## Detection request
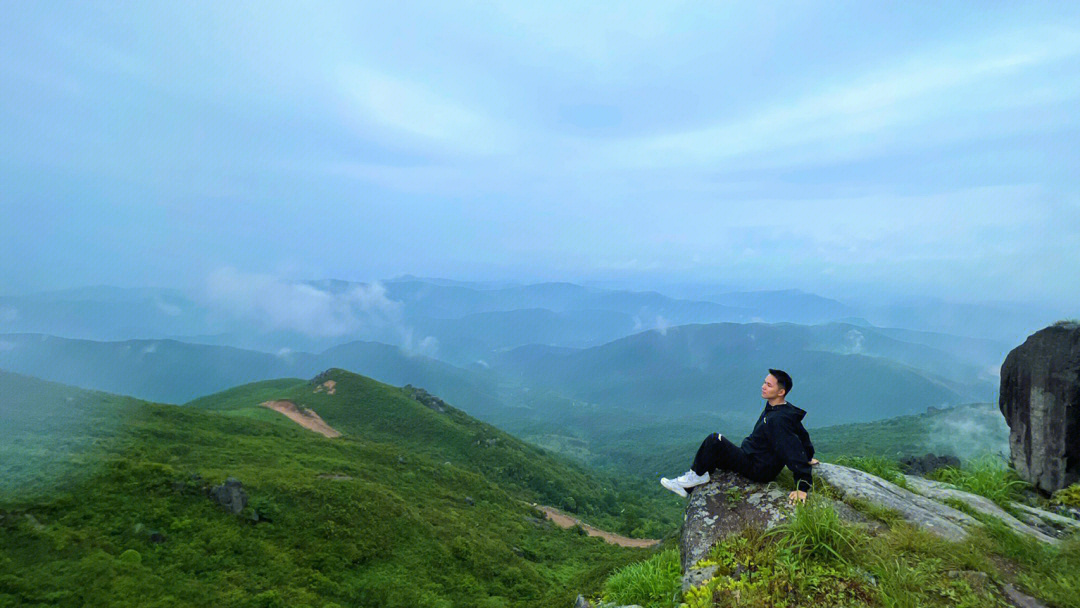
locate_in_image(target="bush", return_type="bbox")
[1052,484,1080,509]
[602,549,681,608]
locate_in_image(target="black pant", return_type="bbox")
[691,433,772,482]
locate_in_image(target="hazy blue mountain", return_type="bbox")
[701,289,854,324]
[490,323,986,427]
[858,297,1066,345]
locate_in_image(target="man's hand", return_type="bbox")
[788,490,807,504]
[810,458,819,466]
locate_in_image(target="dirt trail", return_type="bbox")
[260,400,341,438]
[535,505,660,548]
[313,380,336,395]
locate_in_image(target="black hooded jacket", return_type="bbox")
[740,402,815,492]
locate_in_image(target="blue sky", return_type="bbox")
[2,1,1078,306]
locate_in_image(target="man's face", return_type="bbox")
[761,374,785,401]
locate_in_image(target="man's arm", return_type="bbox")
[770,416,813,495]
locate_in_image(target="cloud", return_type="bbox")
[336,65,510,155]
[141,343,158,354]
[843,329,865,354]
[154,299,182,317]
[203,267,404,338]
[602,26,1080,171]
[655,315,670,336]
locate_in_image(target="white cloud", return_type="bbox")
[655,315,670,336]
[336,65,510,155]
[155,299,182,316]
[603,26,1080,170]
[141,343,158,354]
[203,267,404,338]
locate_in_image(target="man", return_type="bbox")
[660,369,818,504]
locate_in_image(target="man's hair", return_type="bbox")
[768,369,793,395]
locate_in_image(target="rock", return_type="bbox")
[814,463,974,542]
[903,475,1057,544]
[210,477,248,515]
[148,531,167,544]
[899,453,960,476]
[1010,502,1080,537]
[404,385,448,413]
[682,564,719,592]
[680,470,794,572]
[1002,583,1049,608]
[464,496,475,506]
[999,323,1080,493]
[573,595,591,608]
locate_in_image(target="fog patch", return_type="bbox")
[632,316,643,332]
[203,267,405,338]
[154,299,183,316]
[924,403,1010,462]
[141,343,158,354]
[843,329,865,354]
[655,315,670,336]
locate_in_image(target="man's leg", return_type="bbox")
[691,433,754,478]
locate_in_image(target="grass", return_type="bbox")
[766,495,858,563]
[928,454,1029,508]
[601,548,682,608]
[1053,484,1080,509]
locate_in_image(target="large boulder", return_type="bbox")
[999,322,1080,493]
[679,470,873,577]
[210,477,248,514]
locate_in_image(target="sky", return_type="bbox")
[2,1,1079,307]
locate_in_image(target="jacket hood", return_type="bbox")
[767,402,807,421]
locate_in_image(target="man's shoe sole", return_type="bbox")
[660,478,688,497]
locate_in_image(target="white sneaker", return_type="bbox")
[673,469,710,489]
[660,477,688,497]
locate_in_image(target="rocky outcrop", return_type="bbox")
[814,463,974,542]
[902,475,1058,543]
[899,453,960,476]
[1000,322,1080,493]
[405,385,449,413]
[210,477,248,514]
[678,470,875,580]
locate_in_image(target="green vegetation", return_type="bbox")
[1053,484,1080,509]
[766,495,857,563]
[0,370,668,607]
[928,454,1029,508]
[601,549,682,608]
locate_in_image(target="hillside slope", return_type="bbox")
[0,370,676,608]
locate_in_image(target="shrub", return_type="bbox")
[602,549,682,608]
[1052,484,1080,509]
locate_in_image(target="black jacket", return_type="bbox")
[740,402,815,492]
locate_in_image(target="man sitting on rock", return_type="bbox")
[661,369,818,504]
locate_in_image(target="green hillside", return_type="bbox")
[0,370,679,608]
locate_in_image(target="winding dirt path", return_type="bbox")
[535,505,660,548]
[260,400,341,438]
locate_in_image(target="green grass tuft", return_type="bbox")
[929,454,1028,508]
[601,549,682,608]
[767,495,858,564]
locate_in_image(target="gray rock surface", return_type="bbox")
[999,323,1080,493]
[903,475,1058,543]
[814,463,975,541]
[1002,583,1049,608]
[1010,501,1080,537]
[210,477,248,514]
[680,470,794,573]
